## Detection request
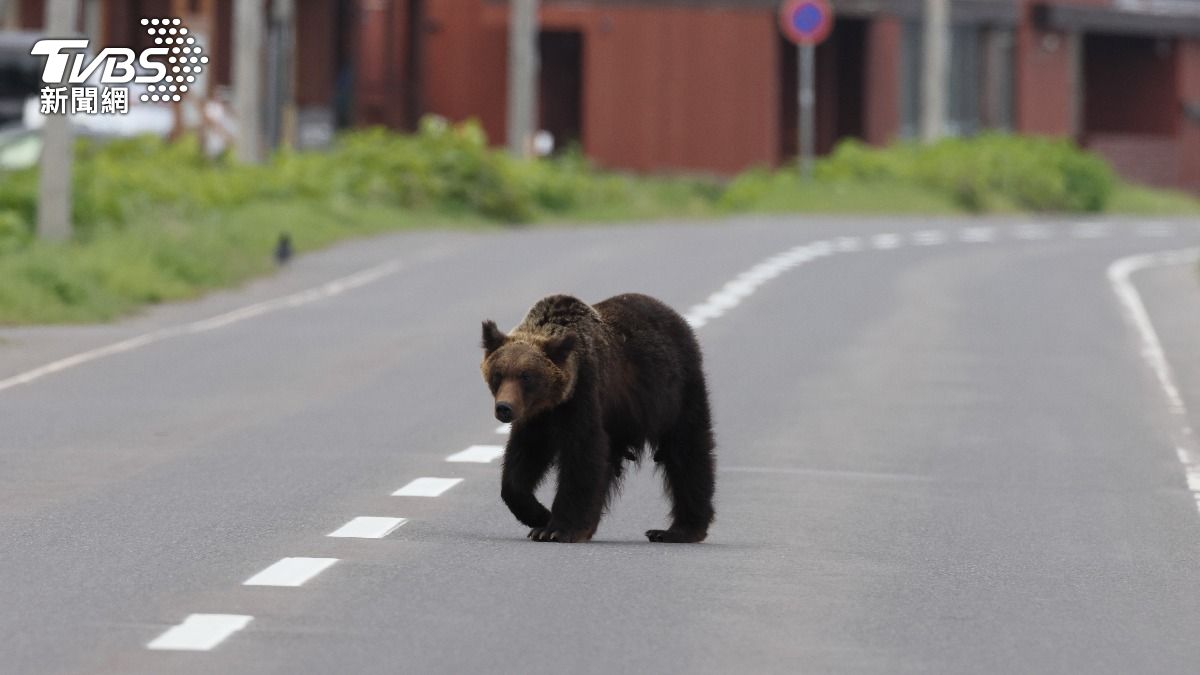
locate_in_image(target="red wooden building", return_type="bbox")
[7,0,1200,191]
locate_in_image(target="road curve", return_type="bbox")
[1,216,1199,674]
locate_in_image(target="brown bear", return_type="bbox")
[480,293,716,543]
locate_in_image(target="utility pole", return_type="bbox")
[0,0,15,28]
[36,0,79,242]
[506,0,538,158]
[920,0,948,142]
[266,0,296,150]
[233,0,264,162]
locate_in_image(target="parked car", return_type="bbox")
[0,31,43,126]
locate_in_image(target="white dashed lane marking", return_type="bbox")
[833,236,862,252]
[1136,222,1176,238]
[959,226,996,242]
[446,445,505,463]
[392,477,463,497]
[1013,224,1052,240]
[683,241,833,328]
[871,233,902,249]
[135,220,1199,656]
[1071,222,1111,239]
[912,230,946,246]
[327,517,408,539]
[243,557,338,587]
[146,614,253,651]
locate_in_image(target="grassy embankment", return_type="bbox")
[0,118,1197,324]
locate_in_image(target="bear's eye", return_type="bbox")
[519,372,534,385]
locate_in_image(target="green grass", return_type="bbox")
[1,124,1197,326]
[0,201,493,324]
[1107,184,1200,215]
[717,171,963,215]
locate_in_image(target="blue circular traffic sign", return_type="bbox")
[779,0,834,46]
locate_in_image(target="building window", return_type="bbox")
[901,21,1014,138]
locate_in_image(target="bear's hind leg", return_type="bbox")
[647,395,716,543]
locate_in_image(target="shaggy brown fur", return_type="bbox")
[480,293,716,543]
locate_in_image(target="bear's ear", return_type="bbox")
[481,320,508,354]
[542,333,576,366]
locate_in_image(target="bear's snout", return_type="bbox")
[495,402,515,423]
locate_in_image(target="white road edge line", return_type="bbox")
[243,557,338,587]
[446,445,505,463]
[392,477,463,497]
[0,259,404,394]
[146,614,253,651]
[327,516,408,539]
[1107,249,1199,414]
[1108,247,1200,515]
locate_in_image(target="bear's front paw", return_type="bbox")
[527,526,589,543]
[646,528,706,543]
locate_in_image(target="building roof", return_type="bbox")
[1036,0,1200,38]
[536,0,1020,25]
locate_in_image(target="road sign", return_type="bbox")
[779,0,834,47]
[778,0,834,179]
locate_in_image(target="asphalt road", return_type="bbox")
[2,216,1200,674]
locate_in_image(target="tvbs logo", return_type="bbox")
[32,18,207,113]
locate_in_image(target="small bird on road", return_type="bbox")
[274,233,293,266]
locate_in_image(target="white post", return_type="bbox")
[506,0,539,158]
[36,0,80,242]
[920,0,948,142]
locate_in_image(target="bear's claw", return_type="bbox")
[528,526,588,543]
[645,528,706,543]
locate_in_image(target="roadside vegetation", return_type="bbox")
[0,117,1197,324]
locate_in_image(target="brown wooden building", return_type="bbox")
[391,0,1200,191]
[7,0,1200,191]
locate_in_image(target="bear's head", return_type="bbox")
[480,320,576,425]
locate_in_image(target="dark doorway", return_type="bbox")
[353,0,424,130]
[1083,34,1177,136]
[538,31,583,153]
[401,0,426,130]
[778,18,866,162]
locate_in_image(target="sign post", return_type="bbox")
[778,0,834,179]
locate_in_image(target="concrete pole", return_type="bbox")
[270,0,297,150]
[920,0,948,142]
[233,0,264,163]
[506,0,539,158]
[0,0,16,28]
[36,0,80,242]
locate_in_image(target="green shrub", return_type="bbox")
[0,121,1169,325]
[811,134,1115,212]
[0,209,31,254]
